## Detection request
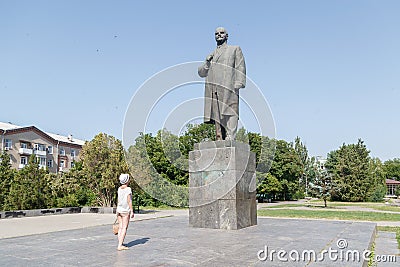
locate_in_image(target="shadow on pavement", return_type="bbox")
[126,237,150,247]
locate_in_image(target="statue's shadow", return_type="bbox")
[125,237,150,247]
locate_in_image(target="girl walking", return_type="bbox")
[116,173,134,251]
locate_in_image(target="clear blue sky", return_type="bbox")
[1,0,399,161]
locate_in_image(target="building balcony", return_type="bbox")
[19,148,33,155]
[34,149,46,156]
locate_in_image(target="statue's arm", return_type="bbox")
[198,52,214,77]
[198,62,210,78]
[235,47,246,88]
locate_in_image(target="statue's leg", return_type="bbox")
[214,121,223,140]
[225,115,238,140]
[212,93,223,141]
[220,120,227,140]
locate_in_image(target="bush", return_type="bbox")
[292,190,305,200]
[367,185,387,202]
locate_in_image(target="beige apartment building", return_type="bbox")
[0,122,85,173]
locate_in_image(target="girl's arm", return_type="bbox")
[128,193,134,218]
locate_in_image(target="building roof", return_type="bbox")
[386,178,400,185]
[46,132,85,146]
[0,122,22,131]
[0,121,85,146]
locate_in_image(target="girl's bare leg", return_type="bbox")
[117,213,129,250]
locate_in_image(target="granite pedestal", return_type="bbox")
[189,140,257,230]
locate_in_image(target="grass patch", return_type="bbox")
[266,203,343,209]
[257,209,400,221]
[265,204,305,209]
[265,201,400,211]
[377,226,400,249]
[368,243,376,267]
[310,201,376,207]
[370,205,400,213]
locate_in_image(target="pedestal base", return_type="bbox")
[189,140,257,230]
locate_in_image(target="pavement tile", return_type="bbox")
[0,214,377,266]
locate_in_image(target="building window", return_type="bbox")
[47,146,53,154]
[71,161,75,168]
[59,148,65,156]
[60,160,65,168]
[20,142,28,149]
[71,149,76,157]
[387,184,398,196]
[34,143,46,151]
[47,159,53,168]
[5,139,12,149]
[36,157,46,167]
[20,156,28,165]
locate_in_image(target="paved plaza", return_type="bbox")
[1,209,393,266]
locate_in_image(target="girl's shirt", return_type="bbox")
[117,186,132,213]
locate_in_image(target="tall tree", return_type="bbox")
[326,139,371,202]
[366,158,387,202]
[0,152,15,210]
[5,155,49,210]
[80,133,129,207]
[383,158,400,180]
[47,162,95,208]
[125,143,162,207]
[294,136,309,196]
[137,130,188,186]
[128,131,189,207]
[270,140,303,182]
[309,167,332,207]
[268,139,303,199]
[178,123,215,158]
[256,136,276,174]
[257,172,282,200]
[236,127,249,143]
[248,132,262,164]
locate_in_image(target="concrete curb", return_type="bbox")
[0,206,116,219]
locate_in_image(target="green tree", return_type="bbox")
[0,152,15,210]
[366,158,387,202]
[5,155,49,210]
[125,141,164,208]
[236,127,249,143]
[257,172,282,200]
[248,132,262,164]
[270,140,302,182]
[326,139,371,202]
[294,136,309,196]
[268,139,303,200]
[310,167,332,207]
[80,133,129,207]
[383,158,400,180]
[234,130,276,174]
[256,136,276,174]
[156,129,188,185]
[178,123,215,158]
[137,130,189,186]
[47,162,95,207]
[303,156,321,197]
[128,131,189,207]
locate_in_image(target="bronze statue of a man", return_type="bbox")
[198,27,246,140]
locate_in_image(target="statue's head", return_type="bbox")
[215,27,228,45]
